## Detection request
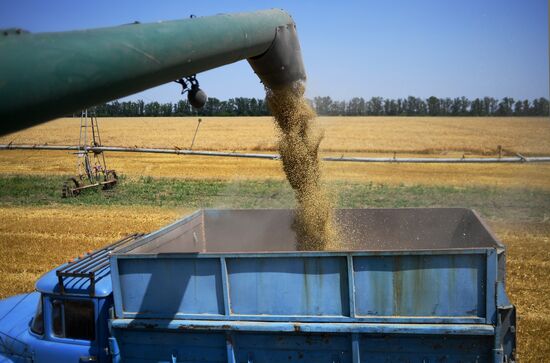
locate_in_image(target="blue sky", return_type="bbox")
[0,0,547,102]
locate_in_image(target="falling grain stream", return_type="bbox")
[266,82,338,250]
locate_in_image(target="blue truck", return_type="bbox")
[0,208,516,362]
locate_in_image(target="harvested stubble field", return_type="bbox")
[2,116,549,190]
[0,205,184,298]
[2,116,550,155]
[1,116,550,361]
[1,150,549,189]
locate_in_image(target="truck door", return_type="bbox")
[33,296,101,362]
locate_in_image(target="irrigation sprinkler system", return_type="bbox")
[60,111,118,197]
[1,143,549,163]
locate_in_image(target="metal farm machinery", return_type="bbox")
[61,110,117,197]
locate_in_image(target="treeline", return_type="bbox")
[312,96,549,117]
[91,98,269,117]
[90,96,549,117]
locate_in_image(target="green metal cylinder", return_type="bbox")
[0,9,306,135]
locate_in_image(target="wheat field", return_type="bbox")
[2,116,550,155]
[0,205,185,297]
[1,116,550,189]
[1,150,549,190]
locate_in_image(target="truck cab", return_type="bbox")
[0,234,142,363]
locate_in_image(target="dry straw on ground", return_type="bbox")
[0,205,184,298]
[267,82,337,250]
[2,116,550,156]
[1,150,550,189]
[491,221,550,362]
[2,115,549,190]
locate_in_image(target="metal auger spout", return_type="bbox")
[0,9,306,135]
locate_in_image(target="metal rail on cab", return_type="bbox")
[56,233,144,296]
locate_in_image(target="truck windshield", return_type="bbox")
[30,296,44,335]
[52,299,95,341]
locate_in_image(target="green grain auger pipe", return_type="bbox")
[0,9,306,136]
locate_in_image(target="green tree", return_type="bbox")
[513,100,524,116]
[496,97,514,116]
[483,97,497,115]
[368,97,384,116]
[427,96,440,116]
[470,98,483,116]
[347,97,365,116]
[383,99,398,116]
[532,98,549,116]
[313,96,333,115]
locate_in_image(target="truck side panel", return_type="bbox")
[112,329,492,363]
[112,252,490,323]
[116,258,224,318]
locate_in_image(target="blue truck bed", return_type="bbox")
[108,208,516,363]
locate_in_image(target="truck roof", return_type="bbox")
[35,264,113,297]
[35,233,144,297]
